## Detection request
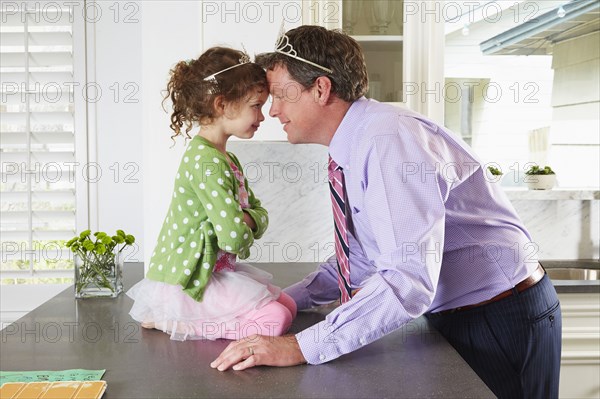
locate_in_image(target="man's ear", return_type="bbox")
[313,76,332,106]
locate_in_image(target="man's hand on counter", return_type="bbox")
[210,334,307,371]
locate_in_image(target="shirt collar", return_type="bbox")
[328,97,370,170]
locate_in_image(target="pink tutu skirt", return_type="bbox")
[127,262,281,341]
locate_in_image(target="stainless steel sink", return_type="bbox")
[546,268,600,281]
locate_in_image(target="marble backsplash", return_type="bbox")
[228,141,599,263]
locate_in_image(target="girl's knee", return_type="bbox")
[256,301,293,336]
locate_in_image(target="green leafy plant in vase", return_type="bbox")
[524,165,556,190]
[67,229,135,298]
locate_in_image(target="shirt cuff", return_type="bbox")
[294,308,377,365]
[283,282,312,310]
[295,320,343,365]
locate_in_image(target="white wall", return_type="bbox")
[140,1,203,269]
[94,1,144,262]
[550,31,600,188]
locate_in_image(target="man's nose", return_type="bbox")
[268,100,279,118]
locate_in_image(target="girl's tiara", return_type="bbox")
[203,50,252,84]
[274,26,333,74]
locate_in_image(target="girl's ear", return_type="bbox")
[212,95,226,117]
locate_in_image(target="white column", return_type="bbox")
[403,1,445,123]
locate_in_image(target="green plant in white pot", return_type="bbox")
[524,165,556,190]
[486,165,504,183]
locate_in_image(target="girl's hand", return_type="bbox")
[243,211,257,231]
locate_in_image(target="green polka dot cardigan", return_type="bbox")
[146,136,268,301]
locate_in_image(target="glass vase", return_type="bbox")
[74,251,123,298]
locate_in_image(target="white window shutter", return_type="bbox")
[1,1,88,284]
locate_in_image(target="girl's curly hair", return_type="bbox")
[163,47,267,142]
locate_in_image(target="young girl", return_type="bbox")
[127,47,296,341]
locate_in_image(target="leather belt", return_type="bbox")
[435,263,546,315]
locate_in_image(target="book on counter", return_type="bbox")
[0,380,106,399]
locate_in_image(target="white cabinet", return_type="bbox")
[341,0,404,103]
[558,292,600,399]
[303,0,445,122]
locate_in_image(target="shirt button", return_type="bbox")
[319,354,326,361]
[359,337,367,345]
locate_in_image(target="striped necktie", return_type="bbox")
[328,156,352,303]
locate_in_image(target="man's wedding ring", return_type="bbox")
[249,346,254,356]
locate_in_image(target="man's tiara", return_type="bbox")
[203,50,251,83]
[275,26,333,74]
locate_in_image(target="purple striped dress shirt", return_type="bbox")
[284,97,539,365]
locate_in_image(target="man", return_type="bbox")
[211,25,561,399]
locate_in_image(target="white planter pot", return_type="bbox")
[525,174,556,190]
[484,170,504,184]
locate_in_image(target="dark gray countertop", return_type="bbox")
[0,262,494,399]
